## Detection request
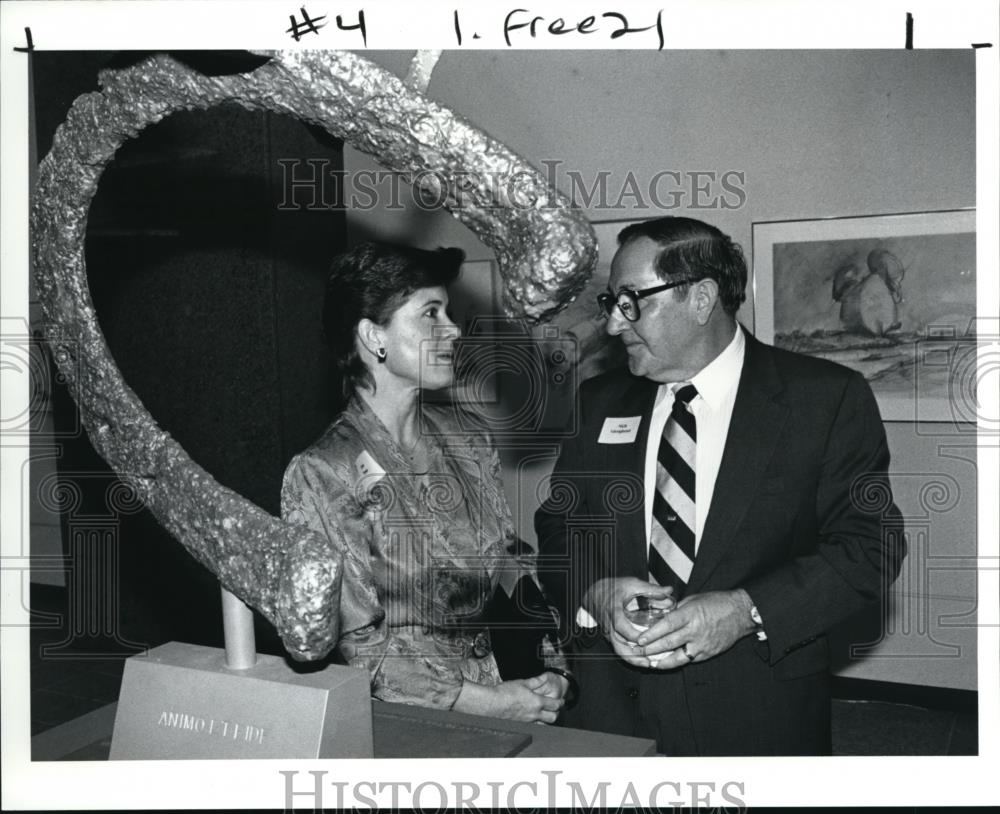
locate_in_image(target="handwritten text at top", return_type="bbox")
[283,8,664,50]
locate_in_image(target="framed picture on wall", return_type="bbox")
[541,218,638,384]
[752,210,977,422]
[442,259,501,406]
[448,259,497,335]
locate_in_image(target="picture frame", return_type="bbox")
[449,259,498,336]
[752,210,977,423]
[437,258,501,406]
[541,218,640,383]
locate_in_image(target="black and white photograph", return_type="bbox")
[2,1,998,810]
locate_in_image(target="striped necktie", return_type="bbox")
[648,383,698,597]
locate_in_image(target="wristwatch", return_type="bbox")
[749,603,767,642]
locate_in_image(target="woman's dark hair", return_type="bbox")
[616,217,747,315]
[322,242,464,401]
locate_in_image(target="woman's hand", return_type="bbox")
[493,679,565,723]
[523,671,569,700]
[453,678,565,723]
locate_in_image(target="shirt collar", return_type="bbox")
[688,323,744,410]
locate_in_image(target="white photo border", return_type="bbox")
[2,1,998,810]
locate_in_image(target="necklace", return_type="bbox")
[399,436,431,475]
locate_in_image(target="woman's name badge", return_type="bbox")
[355,450,386,485]
[355,451,387,519]
[598,416,642,444]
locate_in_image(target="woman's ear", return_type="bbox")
[357,318,384,358]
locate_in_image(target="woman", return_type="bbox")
[281,243,572,723]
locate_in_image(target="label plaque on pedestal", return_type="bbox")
[110,641,373,759]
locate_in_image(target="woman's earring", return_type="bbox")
[376,347,387,362]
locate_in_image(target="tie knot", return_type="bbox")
[673,383,698,406]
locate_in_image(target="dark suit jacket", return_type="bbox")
[535,330,905,755]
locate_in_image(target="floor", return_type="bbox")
[26,588,978,756]
[29,615,127,737]
[830,693,977,755]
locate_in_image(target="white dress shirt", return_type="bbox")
[643,325,745,549]
[577,325,745,628]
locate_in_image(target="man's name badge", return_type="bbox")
[598,416,642,444]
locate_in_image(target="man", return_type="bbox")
[535,216,904,756]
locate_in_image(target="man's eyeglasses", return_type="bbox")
[596,279,699,322]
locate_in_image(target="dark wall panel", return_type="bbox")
[32,52,345,655]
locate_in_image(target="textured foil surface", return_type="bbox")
[32,51,595,660]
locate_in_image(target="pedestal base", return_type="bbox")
[109,641,372,759]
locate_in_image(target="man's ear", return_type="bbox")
[692,278,721,325]
[357,318,384,358]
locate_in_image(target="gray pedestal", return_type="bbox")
[109,641,372,759]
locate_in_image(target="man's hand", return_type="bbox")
[635,589,755,669]
[583,577,675,667]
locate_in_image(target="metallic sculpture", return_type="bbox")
[31,50,596,660]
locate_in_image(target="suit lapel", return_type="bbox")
[687,333,788,594]
[595,374,657,581]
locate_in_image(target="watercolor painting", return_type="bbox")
[753,210,976,421]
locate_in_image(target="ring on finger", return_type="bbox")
[681,642,696,663]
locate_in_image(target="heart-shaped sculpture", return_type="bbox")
[31,50,596,660]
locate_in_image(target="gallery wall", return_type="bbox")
[341,50,978,690]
